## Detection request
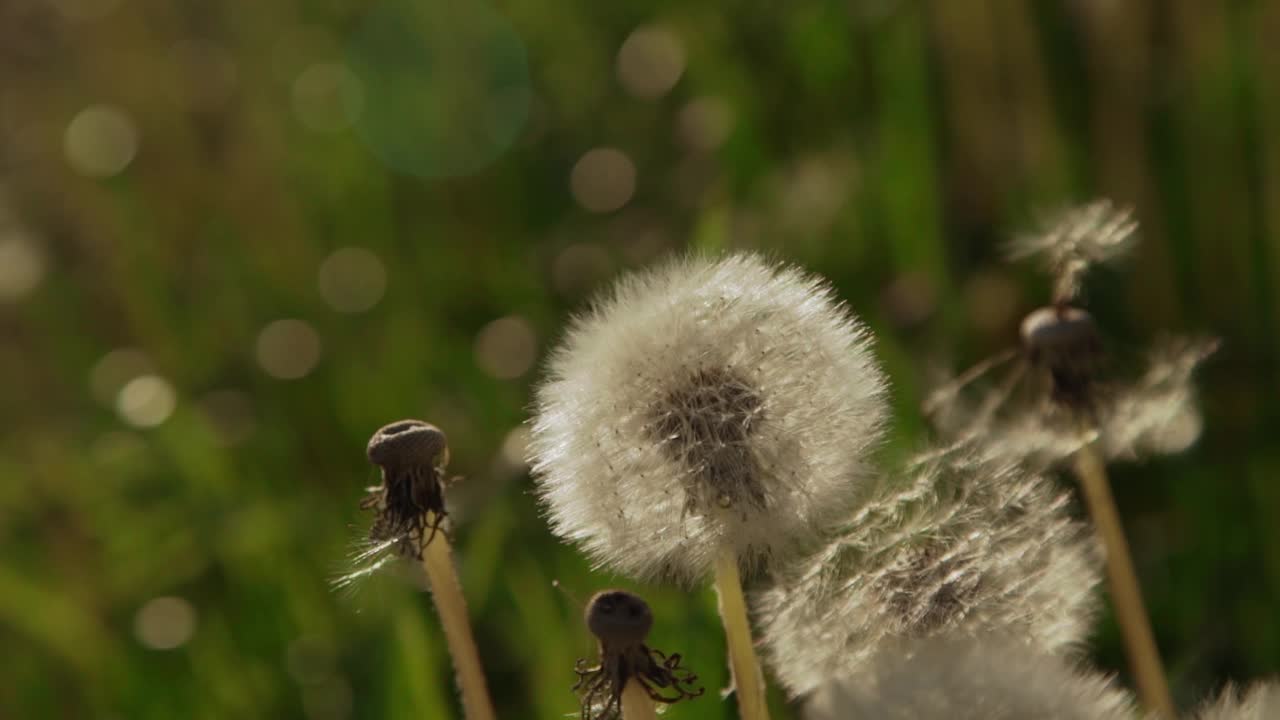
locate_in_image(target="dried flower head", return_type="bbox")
[335,420,456,590]
[529,253,888,583]
[804,636,1138,720]
[573,589,703,719]
[1196,681,1280,720]
[927,200,1215,467]
[756,443,1100,698]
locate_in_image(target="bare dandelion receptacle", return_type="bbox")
[573,589,703,720]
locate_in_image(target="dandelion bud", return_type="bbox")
[804,637,1138,720]
[1196,681,1280,720]
[757,444,1100,698]
[574,589,703,719]
[529,253,889,583]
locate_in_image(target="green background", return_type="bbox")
[2,1,1277,717]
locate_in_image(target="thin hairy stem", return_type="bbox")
[714,548,770,720]
[620,679,659,720]
[1073,444,1175,719]
[421,534,496,720]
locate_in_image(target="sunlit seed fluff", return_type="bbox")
[1196,681,1280,720]
[1007,200,1137,302]
[529,253,889,584]
[756,443,1101,698]
[948,336,1217,469]
[804,636,1138,720]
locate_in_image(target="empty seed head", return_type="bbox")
[530,253,889,584]
[361,419,452,557]
[586,590,654,648]
[574,589,703,719]
[1020,305,1103,410]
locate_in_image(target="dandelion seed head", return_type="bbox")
[757,444,1100,697]
[1008,200,1136,302]
[1196,681,1280,720]
[530,253,889,584]
[804,636,1137,720]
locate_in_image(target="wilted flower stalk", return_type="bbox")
[573,589,703,720]
[360,420,495,720]
[756,441,1101,697]
[927,200,1215,718]
[531,254,889,720]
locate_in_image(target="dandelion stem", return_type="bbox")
[421,533,496,720]
[714,548,770,720]
[1072,444,1175,719]
[620,679,659,720]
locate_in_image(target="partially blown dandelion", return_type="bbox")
[925,200,1212,718]
[804,636,1139,720]
[531,253,889,720]
[573,589,703,720]
[756,442,1100,697]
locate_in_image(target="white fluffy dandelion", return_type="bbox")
[529,252,888,582]
[1196,681,1280,720]
[804,636,1138,720]
[530,252,888,720]
[756,442,1100,698]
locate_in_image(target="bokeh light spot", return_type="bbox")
[199,390,257,446]
[168,41,238,112]
[64,105,139,178]
[301,678,353,720]
[292,63,363,133]
[677,97,734,152]
[347,0,530,178]
[256,319,322,380]
[500,426,531,470]
[570,148,636,213]
[616,25,686,100]
[50,0,120,21]
[134,596,196,650]
[474,316,536,380]
[552,243,612,297]
[272,26,341,83]
[91,348,154,406]
[317,247,387,313]
[116,375,177,428]
[0,228,45,301]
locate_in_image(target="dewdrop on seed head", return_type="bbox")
[529,253,889,584]
[574,590,703,720]
[757,442,1101,698]
[804,636,1138,720]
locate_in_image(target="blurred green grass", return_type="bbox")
[1,0,1278,717]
